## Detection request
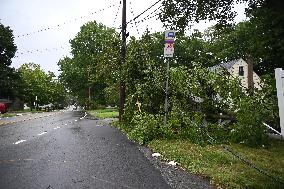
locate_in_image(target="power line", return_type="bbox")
[113,1,122,27]
[129,1,140,36]
[126,0,162,25]
[15,4,116,38]
[129,12,160,28]
[14,46,67,58]
[206,133,284,185]
[116,2,162,33]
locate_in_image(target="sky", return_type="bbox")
[0,0,247,76]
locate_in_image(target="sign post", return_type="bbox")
[164,30,175,126]
[275,68,284,137]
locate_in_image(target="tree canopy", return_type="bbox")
[58,21,120,108]
[0,23,18,99]
[18,63,66,107]
[160,0,283,31]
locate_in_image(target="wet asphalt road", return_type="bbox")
[0,110,172,189]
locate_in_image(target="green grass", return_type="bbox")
[11,109,44,113]
[88,109,119,119]
[0,113,16,117]
[148,139,284,189]
[0,109,46,117]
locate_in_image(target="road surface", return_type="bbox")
[0,110,172,189]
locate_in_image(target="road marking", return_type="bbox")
[91,176,136,189]
[54,126,60,130]
[14,140,26,144]
[75,120,78,122]
[0,158,34,164]
[38,131,47,136]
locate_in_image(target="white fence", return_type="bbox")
[275,68,284,137]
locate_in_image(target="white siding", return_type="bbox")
[228,59,262,90]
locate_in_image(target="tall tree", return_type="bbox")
[0,23,17,99]
[160,0,276,31]
[18,63,66,108]
[59,21,120,108]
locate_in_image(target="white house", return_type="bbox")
[210,58,262,90]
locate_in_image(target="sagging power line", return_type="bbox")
[15,4,116,38]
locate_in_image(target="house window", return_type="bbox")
[239,66,244,76]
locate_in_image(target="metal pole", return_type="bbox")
[119,0,126,122]
[164,58,169,126]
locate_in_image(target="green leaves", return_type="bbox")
[0,23,18,99]
[0,23,17,67]
[160,0,237,31]
[18,63,66,107]
[59,21,120,107]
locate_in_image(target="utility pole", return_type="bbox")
[88,67,91,102]
[246,56,254,95]
[119,0,126,122]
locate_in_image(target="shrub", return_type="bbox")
[230,96,269,146]
[128,113,162,144]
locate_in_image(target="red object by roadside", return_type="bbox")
[0,103,8,114]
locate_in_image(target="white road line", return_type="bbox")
[38,132,47,136]
[54,126,60,130]
[91,176,135,189]
[14,140,26,144]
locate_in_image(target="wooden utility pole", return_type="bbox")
[119,0,126,122]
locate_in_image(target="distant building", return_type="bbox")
[210,58,262,90]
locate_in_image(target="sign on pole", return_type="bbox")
[164,43,174,57]
[164,30,175,58]
[164,30,176,126]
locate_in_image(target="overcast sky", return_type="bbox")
[0,0,247,76]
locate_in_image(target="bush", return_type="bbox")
[122,64,278,147]
[128,113,162,144]
[230,96,269,146]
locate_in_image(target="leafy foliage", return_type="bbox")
[58,21,120,108]
[0,23,18,99]
[18,63,66,108]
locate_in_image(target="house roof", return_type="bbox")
[209,59,241,72]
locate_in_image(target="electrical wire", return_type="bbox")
[206,133,284,185]
[16,4,116,38]
[126,0,162,25]
[113,1,122,27]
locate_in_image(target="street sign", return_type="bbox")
[164,30,175,58]
[164,43,174,57]
[165,30,175,40]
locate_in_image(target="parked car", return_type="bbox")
[0,103,9,114]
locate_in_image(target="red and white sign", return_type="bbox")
[164,30,175,58]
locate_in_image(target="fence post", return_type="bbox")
[275,68,284,137]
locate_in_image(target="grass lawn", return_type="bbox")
[0,109,46,118]
[88,109,119,119]
[0,113,17,118]
[148,139,284,189]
